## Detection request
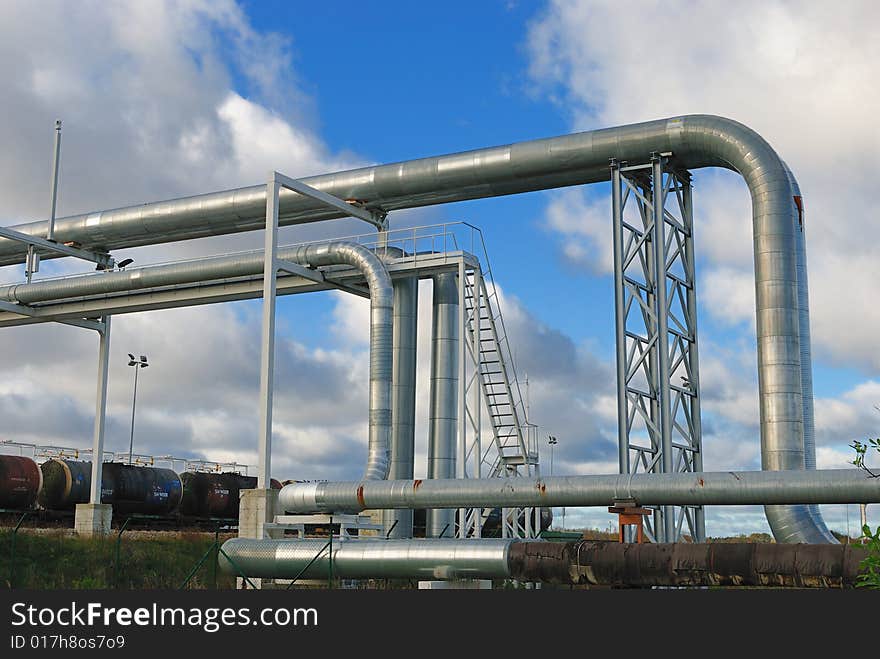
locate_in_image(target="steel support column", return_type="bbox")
[427,272,459,538]
[89,316,111,504]
[611,155,705,542]
[384,275,418,538]
[256,179,281,489]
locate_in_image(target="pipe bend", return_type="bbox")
[297,242,393,481]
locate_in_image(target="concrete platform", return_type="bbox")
[74,503,112,536]
[237,488,279,589]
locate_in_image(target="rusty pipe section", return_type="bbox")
[279,469,880,514]
[508,541,868,588]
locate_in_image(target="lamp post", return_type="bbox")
[548,435,558,530]
[126,353,148,465]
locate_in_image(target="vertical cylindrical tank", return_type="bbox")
[427,272,458,538]
[0,455,42,509]
[384,275,419,538]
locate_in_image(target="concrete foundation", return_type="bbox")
[74,503,112,536]
[237,488,279,589]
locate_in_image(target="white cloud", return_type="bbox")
[528,0,880,374]
[815,380,880,447]
[542,187,613,274]
[0,1,379,479]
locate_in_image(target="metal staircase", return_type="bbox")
[463,271,536,479]
[458,244,541,539]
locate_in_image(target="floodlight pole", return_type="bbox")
[48,120,62,242]
[127,355,148,465]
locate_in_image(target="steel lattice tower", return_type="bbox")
[611,153,706,543]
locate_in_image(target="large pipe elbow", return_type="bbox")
[295,242,393,481]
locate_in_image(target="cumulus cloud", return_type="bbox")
[0,1,379,479]
[527,0,880,371]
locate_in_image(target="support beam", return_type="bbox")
[89,315,110,503]
[0,299,104,331]
[256,179,280,490]
[274,171,386,231]
[0,225,113,268]
[276,259,369,298]
[651,154,675,543]
[77,315,113,536]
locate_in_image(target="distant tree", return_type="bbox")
[850,438,880,478]
[850,436,880,588]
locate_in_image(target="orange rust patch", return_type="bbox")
[413,479,423,491]
[356,484,366,508]
[698,478,705,487]
[537,481,546,495]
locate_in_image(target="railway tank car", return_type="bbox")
[38,459,182,515]
[179,472,282,518]
[0,455,42,509]
[179,471,256,518]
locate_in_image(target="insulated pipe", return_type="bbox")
[381,248,419,538]
[219,536,867,586]
[0,242,393,482]
[279,469,880,513]
[773,164,836,543]
[426,273,459,538]
[508,541,868,588]
[0,115,826,541]
[218,537,515,581]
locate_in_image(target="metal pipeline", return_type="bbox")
[0,242,393,482]
[279,469,880,513]
[217,537,867,587]
[773,164,836,543]
[380,248,418,538]
[508,541,867,588]
[0,115,827,540]
[426,273,458,537]
[218,537,515,581]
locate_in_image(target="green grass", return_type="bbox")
[0,529,237,590]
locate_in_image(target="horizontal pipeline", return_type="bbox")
[218,538,515,581]
[279,469,880,514]
[218,538,868,587]
[510,541,868,588]
[0,115,753,265]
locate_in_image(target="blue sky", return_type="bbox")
[0,1,877,538]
